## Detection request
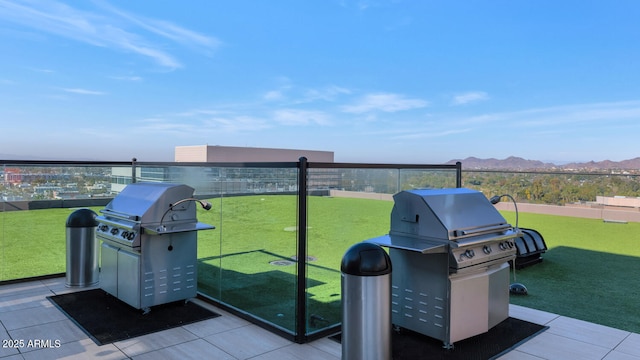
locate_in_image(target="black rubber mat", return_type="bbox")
[331,317,548,360]
[48,289,220,345]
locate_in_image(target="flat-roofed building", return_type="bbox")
[175,145,338,192]
[175,145,334,163]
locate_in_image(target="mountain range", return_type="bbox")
[447,156,640,171]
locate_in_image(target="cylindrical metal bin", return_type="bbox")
[341,242,392,360]
[65,208,99,287]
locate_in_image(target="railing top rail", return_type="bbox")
[0,160,134,166]
[464,168,640,177]
[1,159,460,170]
[307,161,460,170]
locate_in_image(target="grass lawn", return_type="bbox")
[501,211,640,332]
[195,194,392,331]
[2,195,640,334]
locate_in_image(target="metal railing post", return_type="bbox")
[295,157,308,343]
[132,157,137,183]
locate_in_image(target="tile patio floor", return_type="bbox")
[1,277,640,359]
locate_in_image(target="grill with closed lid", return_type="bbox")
[96,182,215,312]
[367,188,518,348]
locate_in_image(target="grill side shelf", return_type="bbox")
[366,234,448,254]
[143,222,215,235]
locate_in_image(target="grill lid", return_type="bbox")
[100,182,197,224]
[390,188,511,241]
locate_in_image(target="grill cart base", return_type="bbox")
[101,232,197,313]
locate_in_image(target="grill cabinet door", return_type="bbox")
[100,242,118,297]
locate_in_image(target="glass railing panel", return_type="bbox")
[337,168,399,193]
[196,167,299,334]
[459,170,640,333]
[399,168,460,191]
[305,166,460,335]
[1,182,4,281]
[305,191,393,334]
[0,163,118,281]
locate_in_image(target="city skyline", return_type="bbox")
[1,1,639,164]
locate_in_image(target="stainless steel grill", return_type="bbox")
[96,182,214,313]
[367,188,518,348]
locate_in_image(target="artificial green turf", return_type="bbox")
[2,196,640,335]
[0,207,103,280]
[195,194,392,331]
[500,211,640,332]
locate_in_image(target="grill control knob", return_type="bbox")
[128,232,136,240]
[483,245,492,254]
[110,228,119,236]
[465,249,475,258]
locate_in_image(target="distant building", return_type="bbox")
[110,145,337,194]
[174,145,334,163]
[3,168,22,185]
[174,145,338,192]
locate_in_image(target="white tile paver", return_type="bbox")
[204,324,291,359]
[115,326,199,357]
[20,338,127,360]
[509,303,559,325]
[251,343,340,360]
[0,302,67,331]
[604,351,640,360]
[615,333,640,357]
[8,319,88,352]
[546,316,631,349]
[516,331,612,360]
[1,278,640,360]
[130,339,236,360]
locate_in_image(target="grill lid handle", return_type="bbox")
[99,208,139,221]
[453,224,511,238]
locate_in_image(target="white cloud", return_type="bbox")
[480,100,640,129]
[134,114,270,136]
[62,88,105,95]
[342,92,428,113]
[263,83,351,104]
[273,109,331,125]
[303,85,351,102]
[392,128,472,140]
[263,90,285,101]
[111,75,143,82]
[0,0,220,70]
[451,91,489,105]
[202,115,270,132]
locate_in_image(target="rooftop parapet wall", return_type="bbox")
[328,190,393,201]
[493,202,640,223]
[596,196,640,208]
[329,190,640,223]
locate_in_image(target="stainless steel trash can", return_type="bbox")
[341,242,392,360]
[65,208,99,287]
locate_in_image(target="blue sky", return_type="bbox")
[1,0,639,163]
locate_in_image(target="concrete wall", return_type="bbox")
[329,189,393,201]
[596,196,640,208]
[329,190,640,223]
[493,202,640,223]
[175,145,334,163]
